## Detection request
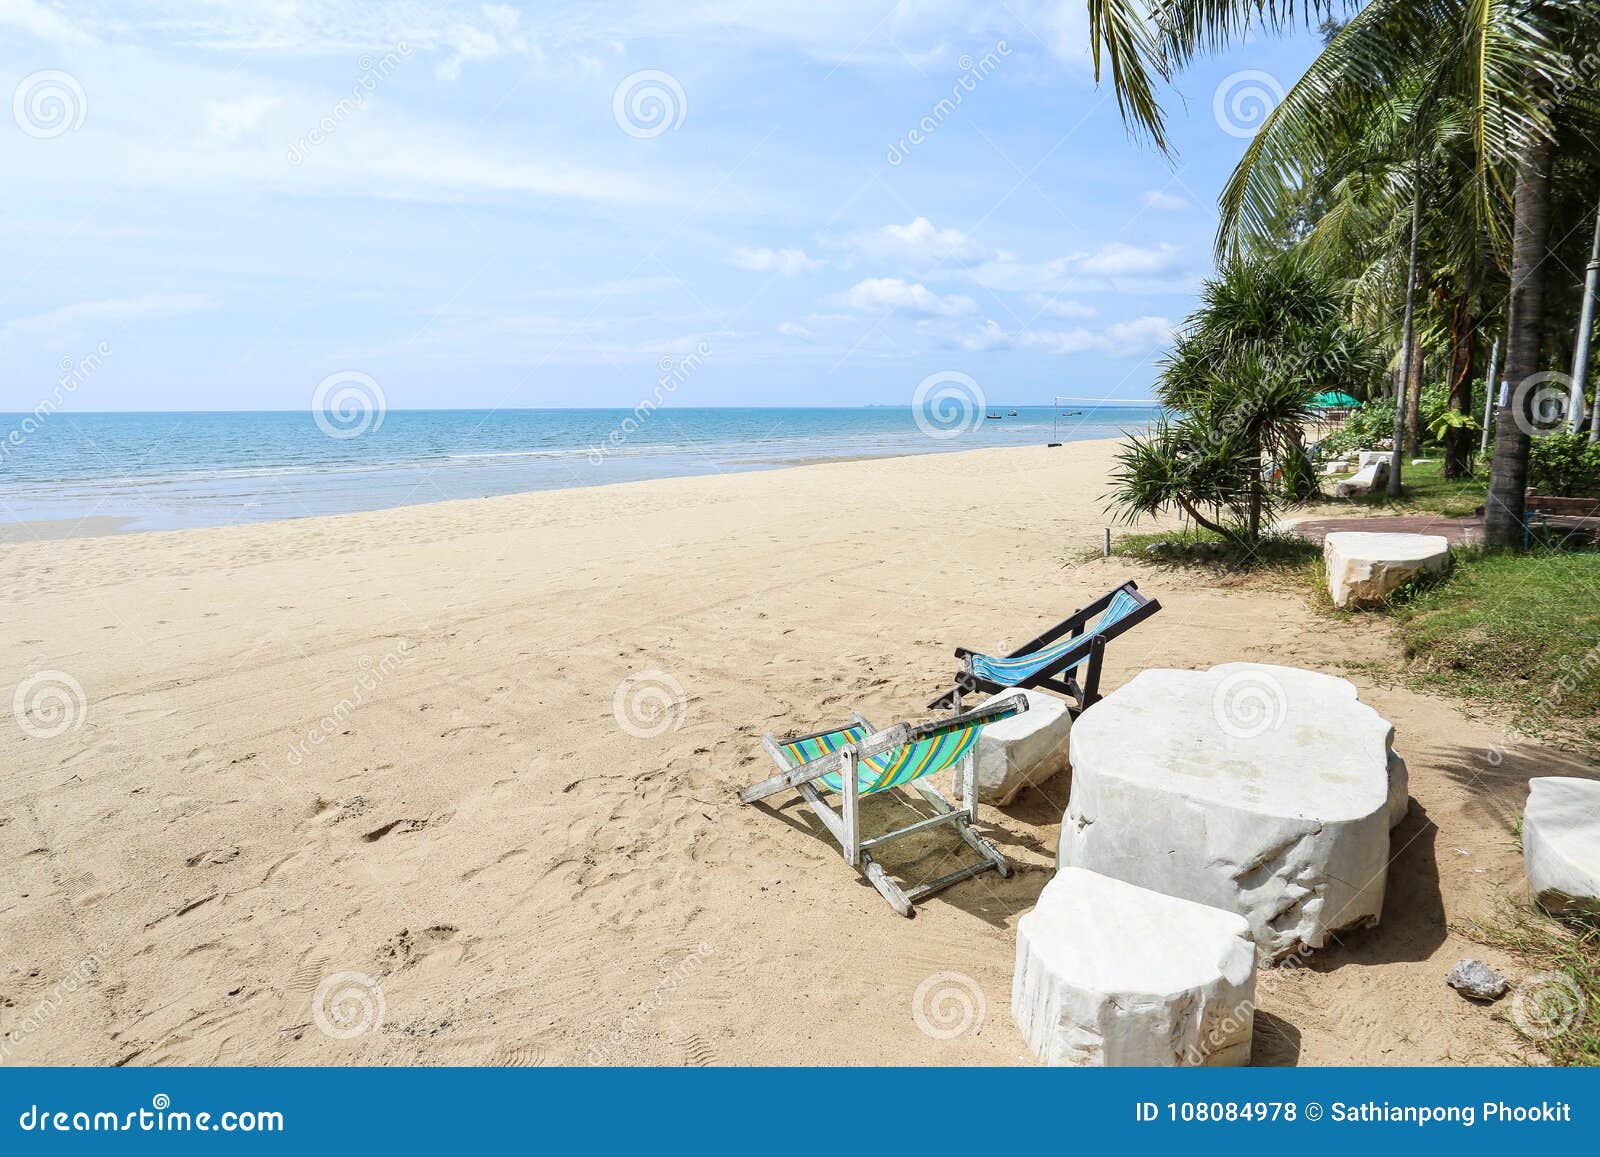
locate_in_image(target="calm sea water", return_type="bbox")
[0,406,1157,533]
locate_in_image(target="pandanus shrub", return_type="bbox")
[1107,252,1379,546]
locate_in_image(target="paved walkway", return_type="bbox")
[1289,514,1485,546]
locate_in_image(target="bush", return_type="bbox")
[1528,432,1600,497]
[1317,398,1395,459]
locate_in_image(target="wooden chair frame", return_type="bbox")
[928,580,1160,716]
[737,696,1027,917]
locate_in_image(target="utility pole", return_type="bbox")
[1481,337,1499,456]
[1577,191,1600,439]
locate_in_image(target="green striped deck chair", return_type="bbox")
[929,580,1160,716]
[737,695,1028,916]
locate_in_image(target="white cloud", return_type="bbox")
[971,243,1187,294]
[1100,315,1175,352]
[1,293,215,344]
[1018,315,1173,357]
[1025,294,1096,320]
[207,96,281,137]
[835,217,988,269]
[1076,242,1181,276]
[778,321,815,340]
[731,246,822,275]
[837,278,976,317]
[960,319,1011,351]
[1140,190,1190,211]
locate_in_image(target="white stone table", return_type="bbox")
[1058,663,1404,961]
[952,686,1072,806]
[1524,777,1600,916]
[1013,868,1256,1066]
[1324,531,1451,609]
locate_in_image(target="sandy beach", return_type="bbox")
[2,439,1591,1066]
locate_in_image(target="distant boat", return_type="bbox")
[1059,409,1083,417]
[985,413,1003,420]
[1007,409,1018,416]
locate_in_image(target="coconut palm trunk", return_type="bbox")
[1484,136,1555,548]
[1445,293,1476,477]
[1389,173,1423,497]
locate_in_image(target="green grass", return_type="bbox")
[1464,901,1600,1066]
[1110,527,1322,576]
[1333,457,1488,518]
[1387,549,1600,746]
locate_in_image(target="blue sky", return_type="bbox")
[0,1,1324,411]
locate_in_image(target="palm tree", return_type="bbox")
[1087,0,1590,547]
[1109,252,1379,543]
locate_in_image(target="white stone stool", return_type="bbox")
[951,686,1072,806]
[1324,531,1451,608]
[1013,868,1256,1066]
[1525,777,1600,916]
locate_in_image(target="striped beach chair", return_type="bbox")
[737,696,1029,916]
[929,580,1160,715]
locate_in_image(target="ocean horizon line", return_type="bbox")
[1,401,1163,417]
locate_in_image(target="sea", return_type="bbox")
[0,405,1159,533]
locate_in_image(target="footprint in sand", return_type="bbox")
[488,1044,547,1067]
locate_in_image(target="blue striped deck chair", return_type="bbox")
[737,695,1029,916]
[929,580,1160,716]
